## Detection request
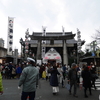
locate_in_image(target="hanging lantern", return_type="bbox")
[25,46,29,49]
[25,42,29,45]
[25,50,29,53]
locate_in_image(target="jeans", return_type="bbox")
[91,78,96,89]
[21,91,35,100]
[84,86,92,96]
[69,80,77,95]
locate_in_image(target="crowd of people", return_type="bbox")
[0,62,25,79]
[37,62,98,98]
[0,59,99,99]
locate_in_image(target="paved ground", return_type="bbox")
[0,78,100,100]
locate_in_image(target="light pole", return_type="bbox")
[90,40,97,66]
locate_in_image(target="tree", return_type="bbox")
[91,29,100,42]
[83,49,92,57]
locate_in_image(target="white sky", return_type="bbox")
[0,0,100,53]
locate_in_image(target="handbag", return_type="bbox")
[52,87,58,93]
[42,71,46,78]
[92,74,99,79]
[66,83,70,90]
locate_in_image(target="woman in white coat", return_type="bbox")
[57,65,64,87]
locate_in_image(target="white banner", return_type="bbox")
[7,17,14,55]
[8,17,14,33]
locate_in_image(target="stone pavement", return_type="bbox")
[0,79,100,100]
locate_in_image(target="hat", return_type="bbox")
[92,65,95,68]
[27,57,35,63]
[71,63,76,68]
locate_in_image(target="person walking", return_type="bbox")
[62,64,67,80]
[8,62,13,79]
[57,64,64,87]
[12,66,16,79]
[76,64,81,87]
[16,64,22,79]
[90,64,97,90]
[18,57,39,100]
[45,64,49,81]
[50,64,60,95]
[81,65,92,98]
[68,63,78,97]
[0,65,3,95]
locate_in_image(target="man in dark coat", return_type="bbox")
[8,62,13,79]
[68,63,78,97]
[90,65,97,90]
[81,66,92,98]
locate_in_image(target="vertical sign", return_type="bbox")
[77,28,81,53]
[42,27,46,59]
[25,29,29,57]
[7,17,14,55]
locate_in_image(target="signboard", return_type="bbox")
[7,17,14,55]
[37,60,41,65]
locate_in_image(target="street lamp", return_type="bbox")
[90,40,97,65]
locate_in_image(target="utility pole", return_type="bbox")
[90,40,97,66]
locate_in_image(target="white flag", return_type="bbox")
[7,17,14,55]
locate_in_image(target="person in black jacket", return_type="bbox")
[90,64,97,90]
[81,65,92,98]
[50,65,60,95]
[68,63,78,97]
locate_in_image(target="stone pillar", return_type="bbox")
[36,40,41,63]
[63,40,68,65]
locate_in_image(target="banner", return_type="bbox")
[7,17,14,55]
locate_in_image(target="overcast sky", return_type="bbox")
[0,0,100,53]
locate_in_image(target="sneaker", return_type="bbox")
[73,95,78,97]
[62,86,65,88]
[53,93,56,95]
[69,91,71,95]
[85,95,88,98]
[95,87,97,90]
[90,93,92,95]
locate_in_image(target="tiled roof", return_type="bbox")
[29,32,84,44]
[32,32,72,36]
[30,39,77,44]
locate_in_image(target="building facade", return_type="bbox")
[23,31,82,66]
